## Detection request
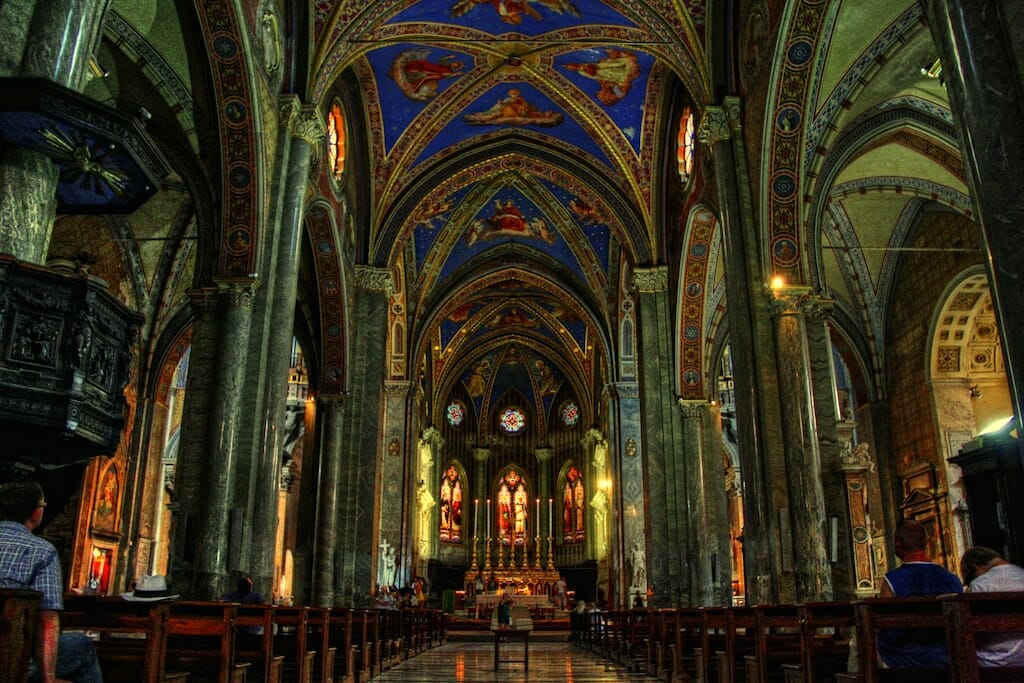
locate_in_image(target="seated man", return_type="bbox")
[0,479,104,683]
[877,519,963,668]
[960,546,1024,667]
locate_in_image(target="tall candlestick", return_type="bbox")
[474,498,479,538]
[486,498,491,536]
[548,497,552,537]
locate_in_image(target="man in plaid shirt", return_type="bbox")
[0,479,103,683]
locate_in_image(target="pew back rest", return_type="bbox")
[62,595,170,683]
[0,588,41,683]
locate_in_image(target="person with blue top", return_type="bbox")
[877,518,963,668]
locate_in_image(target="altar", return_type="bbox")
[474,592,553,619]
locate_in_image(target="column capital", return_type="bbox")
[534,446,554,462]
[632,266,669,293]
[214,279,259,310]
[280,96,325,147]
[188,286,219,317]
[677,398,709,419]
[581,428,605,449]
[698,106,733,146]
[421,425,444,449]
[606,381,640,399]
[767,285,833,319]
[355,265,396,295]
[383,380,413,399]
[472,447,491,462]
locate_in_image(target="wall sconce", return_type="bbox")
[969,385,983,399]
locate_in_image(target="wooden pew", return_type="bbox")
[696,606,756,683]
[165,601,251,683]
[305,607,336,683]
[670,608,703,683]
[61,596,179,683]
[273,606,315,683]
[349,608,376,679]
[0,588,41,683]
[784,601,854,683]
[844,596,952,683]
[326,608,356,683]
[744,603,802,683]
[942,592,1024,683]
[234,604,284,683]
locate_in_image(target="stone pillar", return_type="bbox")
[922,0,1024,430]
[378,381,412,588]
[334,266,391,605]
[194,281,258,599]
[768,286,832,602]
[0,0,111,263]
[312,394,345,606]
[634,266,689,606]
[609,381,646,607]
[534,447,553,566]
[699,99,785,604]
[678,400,731,606]
[472,448,491,568]
[250,97,324,594]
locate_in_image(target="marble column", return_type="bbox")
[334,266,391,605]
[312,394,346,606]
[699,99,785,604]
[768,286,832,602]
[633,266,690,606]
[608,381,646,607]
[194,281,258,599]
[534,447,553,565]
[379,381,412,585]
[250,98,324,593]
[923,0,1024,430]
[0,0,111,263]
[472,447,491,565]
[678,400,731,606]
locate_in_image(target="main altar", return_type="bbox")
[462,532,562,616]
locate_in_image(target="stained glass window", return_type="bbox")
[327,100,346,182]
[446,400,464,427]
[439,464,462,543]
[562,466,585,544]
[677,106,695,184]
[497,469,528,546]
[560,401,579,427]
[499,406,525,434]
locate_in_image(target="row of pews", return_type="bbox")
[570,592,1024,683]
[0,589,445,683]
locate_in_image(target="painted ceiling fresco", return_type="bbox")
[314,0,706,433]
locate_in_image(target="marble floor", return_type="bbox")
[368,640,660,682]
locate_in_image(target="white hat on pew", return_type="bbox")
[121,574,180,602]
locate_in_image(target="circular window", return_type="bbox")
[326,100,346,183]
[446,401,465,427]
[560,401,579,427]
[499,407,526,434]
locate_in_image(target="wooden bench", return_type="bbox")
[326,608,356,683]
[234,604,284,683]
[305,607,336,683]
[272,606,315,683]
[844,596,952,683]
[166,601,251,683]
[0,588,41,683]
[942,592,1024,683]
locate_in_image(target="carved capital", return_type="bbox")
[632,266,668,293]
[677,398,708,419]
[534,447,554,462]
[767,285,833,319]
[188,287,219,317]
[697,107,732,146]
[608,381,640,399]
[355,265,396,295]
[421,425,444,449]
[281,96,326,148]
[215,280,259,310]
[383,380,412,399]
[472,447,491,463]
[581,428,605,449]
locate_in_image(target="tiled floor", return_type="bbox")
[369,639,660,682]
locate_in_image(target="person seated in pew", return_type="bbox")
[220,575,266,634]
[0,479,104,683]
[960,546,1024,667]
[877,519,963,668]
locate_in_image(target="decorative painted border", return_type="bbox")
[307,203,348,393]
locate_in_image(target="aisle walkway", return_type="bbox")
[370,640,660,682]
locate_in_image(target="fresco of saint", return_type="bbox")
[390,49,464,101]
[451,0,579,25]
[564,49,641,105]
[463,88,563,126]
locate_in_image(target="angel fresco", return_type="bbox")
[464,199,557,246]
[390,49,464,101]
[568,197,603,225]
[451,0,579,25]
[463,88,563,126]
[564,49,641,106]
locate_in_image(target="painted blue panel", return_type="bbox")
[386,0,635,38]
[538,179,611,273]
[554,47,654,154]
[412,184,474,270]
[441,301,485,348]
[537,300,588,350]
[367,44,473,154]
[413,82,613,168]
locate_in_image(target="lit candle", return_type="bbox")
[474,498,479,538]
[536,498,540,535]
[486,498,491,537]
[548,497,552,537]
